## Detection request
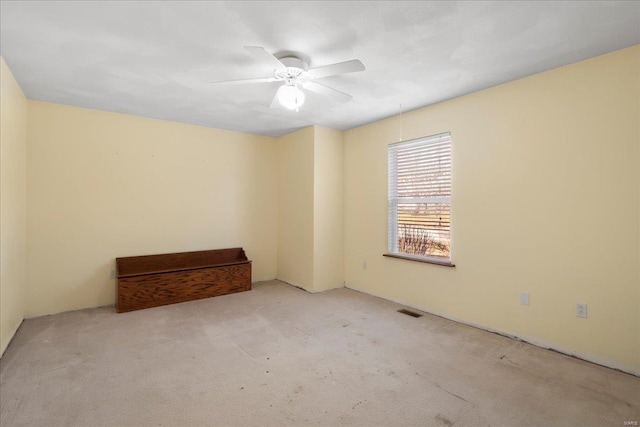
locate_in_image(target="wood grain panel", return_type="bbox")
[115,248,251,313]
[117,264,251,312]
[116,248,247,277]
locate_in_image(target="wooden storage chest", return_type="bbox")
[116,248,251,313]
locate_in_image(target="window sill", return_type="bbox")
[383,253,455,267]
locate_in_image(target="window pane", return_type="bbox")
[397,145,451,198]
[397,202,450,258]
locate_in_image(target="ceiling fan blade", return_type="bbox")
[244,46,287,72]
[209,76,278,85]
[302,81,352,103]
[269,86,283,109]
[306,59,365,79]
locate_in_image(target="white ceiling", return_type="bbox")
[1,1,639,137]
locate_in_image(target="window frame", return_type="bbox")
[385,132,454,267]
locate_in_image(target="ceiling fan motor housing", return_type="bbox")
[275,56,308,81]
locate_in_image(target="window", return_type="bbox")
[387,132,452,265]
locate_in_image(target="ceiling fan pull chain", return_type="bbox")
[398,103,403,142]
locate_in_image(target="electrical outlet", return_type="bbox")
[363,261,368,270]
[520,292,530,306]
[109,269,116,279]
[576,303,587,318]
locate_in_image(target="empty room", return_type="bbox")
[1,1,639,426]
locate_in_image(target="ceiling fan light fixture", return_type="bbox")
[278,84,305,110]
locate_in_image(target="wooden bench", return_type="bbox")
[116,248,251,313]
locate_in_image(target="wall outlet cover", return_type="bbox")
[576,303,587,318]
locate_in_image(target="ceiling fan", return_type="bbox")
[209,46,365,111]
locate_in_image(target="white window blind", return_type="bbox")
[388,132,451,261]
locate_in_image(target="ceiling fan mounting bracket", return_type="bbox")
[279,56,308,70]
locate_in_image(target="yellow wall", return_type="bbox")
[26,101,278,317]
[276,127,315,290]
[0,57,28,355]
[276,125,345,293]
[344,46,640,374]
[313,126,344,292]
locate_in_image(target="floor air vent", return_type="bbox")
[398,309,422,318]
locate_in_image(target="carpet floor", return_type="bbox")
[1,280,638,426]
